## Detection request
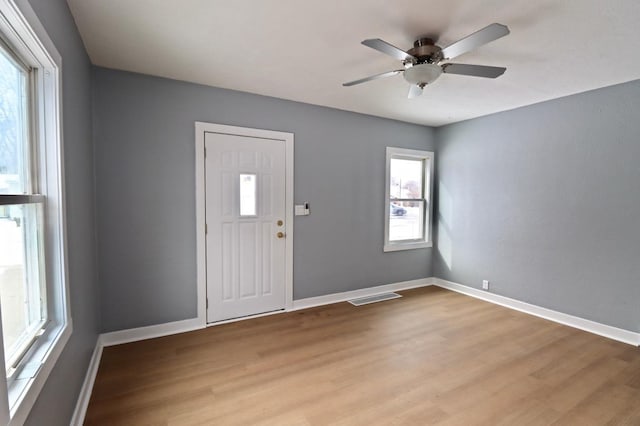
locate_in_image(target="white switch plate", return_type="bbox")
[295,204,310,216]
[482,280,490,290]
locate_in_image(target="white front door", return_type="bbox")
[205,132,287,322]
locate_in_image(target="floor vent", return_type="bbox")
[348,292,402,306]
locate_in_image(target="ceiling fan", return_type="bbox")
[343,23,510,98]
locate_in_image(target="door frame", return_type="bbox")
[195,122,294,326]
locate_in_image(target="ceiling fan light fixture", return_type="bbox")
[403,63,442,86]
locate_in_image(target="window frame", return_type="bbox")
[0,36,48,376]
[384,147,434,252]
[0,1,71,424]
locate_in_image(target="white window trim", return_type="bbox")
[0,1,71,424]
[384,147,434,252]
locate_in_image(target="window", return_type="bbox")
[239,173,257,216]
[0,2,70,424]
[0,33,47,376]
[384,147,434,252]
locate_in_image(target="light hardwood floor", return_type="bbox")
[85,286,640,425]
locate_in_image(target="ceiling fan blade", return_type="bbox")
[408,84,423,99]
[442,63,506,78]
[440,23,510,60]
[362,39,416,61]
[343,70,403,87]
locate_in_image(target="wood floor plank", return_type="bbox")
[85,286,640,425]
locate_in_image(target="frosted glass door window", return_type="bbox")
[239,174,257,216]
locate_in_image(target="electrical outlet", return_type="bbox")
[482,280,490,290]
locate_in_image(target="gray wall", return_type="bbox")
[92,67,436,332]
[20,0,100,425]
[435,80,640,332]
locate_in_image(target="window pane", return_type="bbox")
[389,158,423,200]
[389,201,424,241]
[0,47,29,195]
[239,174,257,216]
[0,203,45,371]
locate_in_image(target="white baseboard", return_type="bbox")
[70,335,104,426]
[433,278,640,347]
[92,277,435,349]
[100,317,204,347]
[291,277,434,311]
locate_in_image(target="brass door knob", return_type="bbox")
[277,232,285,239]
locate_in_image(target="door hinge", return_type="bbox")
[204,147,207,158]
[205,223,208,234]
[206,298,209,309]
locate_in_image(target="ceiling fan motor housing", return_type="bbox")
[406,37,443,64]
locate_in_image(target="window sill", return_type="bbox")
[8,321,72,425]
[384,241,433,252]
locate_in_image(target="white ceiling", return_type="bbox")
[66,0,640,127]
